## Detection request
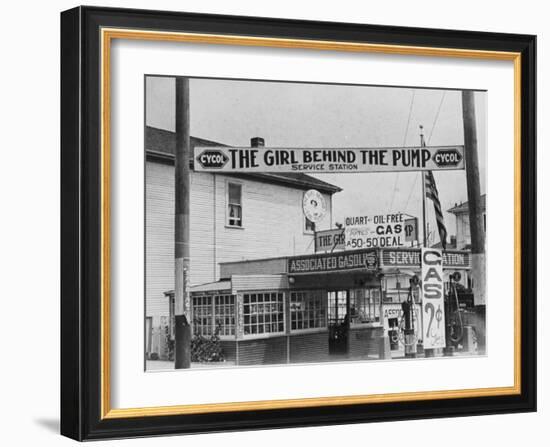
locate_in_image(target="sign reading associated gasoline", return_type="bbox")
[289,249,377,274]
[194,146,465,173]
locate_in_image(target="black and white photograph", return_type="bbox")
[144,76,487,371]
[0,0,541,443]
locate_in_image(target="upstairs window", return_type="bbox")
[227,182,242,227]
[305,217,316,233]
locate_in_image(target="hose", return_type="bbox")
[448,283,464,344]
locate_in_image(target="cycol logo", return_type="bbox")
[196,149,229,169]
[433,148,463,168]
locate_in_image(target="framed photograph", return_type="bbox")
[60,6,536,441]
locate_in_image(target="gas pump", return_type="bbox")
[401,275,419,358]
[443,271,465,356]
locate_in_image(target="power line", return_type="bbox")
[402,91,446,213]
[427,91,446,144]
[402,171,419,213]
[389,89,415,211]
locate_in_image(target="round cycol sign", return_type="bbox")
[302,189,327,223]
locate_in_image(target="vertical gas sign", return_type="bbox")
[421,248,446,349]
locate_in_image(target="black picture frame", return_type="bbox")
[61,6,536,441]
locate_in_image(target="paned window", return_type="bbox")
[192,294,236,337]
[243,292,284,335]
[290,291,326,331]
[227,183,242,227]
[349,288,381,324]
[214,294,236,336]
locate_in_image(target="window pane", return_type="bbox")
[228,183,241,204]
[192,296,213,337]
[243,292,285,336]
[211,294,236,336]
[348,288,381,324]
[290,291,327,331]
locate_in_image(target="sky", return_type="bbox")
[146,76,487,242]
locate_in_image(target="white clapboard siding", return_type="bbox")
[213,175,332,278]
[145,162,174,324]
[146,160,335,323]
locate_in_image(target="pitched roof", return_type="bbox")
[447,194,486,214]
[145,126,342,194]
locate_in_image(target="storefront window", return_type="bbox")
[349,288,381,324]
[192,295,213,336]
[290,291,326,331]
[214,294,236,336]
[243,292,284,335]
[192,294,236,337]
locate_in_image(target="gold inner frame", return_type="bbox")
[100,27,522,419]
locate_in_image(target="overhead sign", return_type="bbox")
[380,249,470,269]
[314,228,345,253]
[421,248,446,349]
[193,146,465,173]
[303,190,327,223]
[344,213,409,249]
[288,249,377,274]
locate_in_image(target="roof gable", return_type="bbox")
[447,194,486,214]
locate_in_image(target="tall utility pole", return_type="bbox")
[174,77,191,369]
[462,90,486,351]
[462,91,485,254]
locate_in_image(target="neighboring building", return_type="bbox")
[447,195,487,250]
[145,126,341,354]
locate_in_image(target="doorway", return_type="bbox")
[328,290,349,355]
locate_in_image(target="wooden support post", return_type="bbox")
[174,77,191,369]
[462,90,486,353]
[462,90,486,254]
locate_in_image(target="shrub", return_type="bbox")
[191,326,225,363]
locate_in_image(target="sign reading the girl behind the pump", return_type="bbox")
[421,248,446,349]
